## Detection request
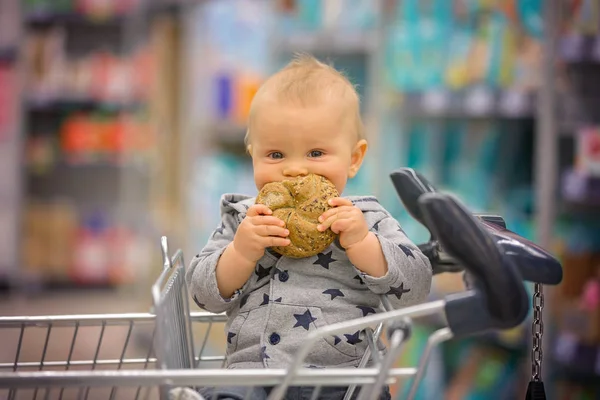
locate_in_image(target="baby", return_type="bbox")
[186,54,432,400]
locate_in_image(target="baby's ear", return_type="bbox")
[246,144,253,155]
[349,139,368,178]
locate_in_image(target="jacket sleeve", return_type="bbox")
[185,212,248,314]
[356,214,433,309]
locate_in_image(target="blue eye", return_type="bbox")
[308,150,323,158]
[268,152,283,159]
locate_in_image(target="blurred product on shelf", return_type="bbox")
[0,64,18,142]
[25,111,155,172]
[23,27,155,105]
[576,126,600,176]
[21,200,152,287]
[23,0,142,19]
[276,0,376,35]
[386,0,543,93]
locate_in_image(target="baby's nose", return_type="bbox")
[283,165,308,177]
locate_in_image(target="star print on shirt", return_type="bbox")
[227,332,236,344]
[214,222,225,236]
[386,283,411,299]
[353,275,365,285]
[373,220,381,231]
[260,346,270,360]
[398,243,415,258]
[255,264,272,281]
[313,251,336,269]
[356,306,377,317]
[344,331,363,345]
[274,297,282,302]
[334,336,341,345]
[293,309,317,331]
[322,289,345,300]
[240,294,249,308]
[193,295,205,309]
[260,294,269,306]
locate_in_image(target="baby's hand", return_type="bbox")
[233,204,290,263]
[317,197,369,249]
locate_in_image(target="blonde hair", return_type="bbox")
[245,53,365,147]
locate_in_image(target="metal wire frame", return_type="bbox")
[0,300,452,400]
[0,236,228,400]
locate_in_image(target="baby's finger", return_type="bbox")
[330,219,352,234]
[328,197,353,207]
[257,225,289,238]
[250,216,285,227]
[318,210,355,231]
[247,204,272,217]
[262,237,290,248]
[318,206,355,223]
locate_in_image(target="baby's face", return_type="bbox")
[248,98,366,194]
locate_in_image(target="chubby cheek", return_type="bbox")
[253,164,277,190]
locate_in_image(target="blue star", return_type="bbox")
[344,331,363,345]
[356,306,377,317]
[255,264,272,281]
[387,283,411,299]
[373,220,382,231]
[240,294,249,308]
[322,289,345,300]
[293,309,317,331]
[227,332,236,344]
[274,297,282,303]
[214,222,225,236]
[193,295,205,309]
[260,293,269,306]
[334,336,341,345]
[397,243,415,258]
[260,346,270,360]
[353,275,365,285]
[313,251,336,269]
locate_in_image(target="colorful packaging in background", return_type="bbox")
[24,27,155,105]
[576,126,600,177]
[386,0,543,92]
[22,200,152,286]
[25,111,155,172]
[22,0,142,18]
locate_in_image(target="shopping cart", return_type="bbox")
[0,168,563,400]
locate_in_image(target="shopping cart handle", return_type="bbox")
[391,167,563,286]
[390,168,437,231]
[480,220,563,285]
[418,193,529,331]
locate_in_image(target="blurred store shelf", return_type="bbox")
[275,31,376,55]
[27,98,146,113]
[560,34,600,63]
[25,11,128,28]
[399,88,536,119]
[0,47,18,63]
[561,169,600,210]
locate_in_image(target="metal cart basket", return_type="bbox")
[0,169,564,400]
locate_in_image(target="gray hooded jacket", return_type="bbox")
[186,194,432,370]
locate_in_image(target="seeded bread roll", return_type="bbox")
[255,174,339,258]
